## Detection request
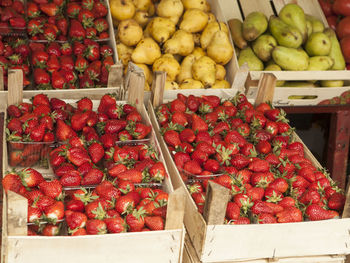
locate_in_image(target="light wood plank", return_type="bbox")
[254,73,277,106]
[250,71,350,81]
[165,187,186,230]
[7,69,23,105]
[0,67,4,91]
[7,191,27,236]
[127,71,145,113]
[201,220,350,262]
[203,181,230,225]
[239,0,274,17]
[6,230,183,263]
[151,71,166,108]
[107,63,123,88]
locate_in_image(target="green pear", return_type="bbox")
[324,28,346,70]
[269,16,303,48]
[320,80,344,87]
[272,46,309,70]
[306,15,324,33]
[305,32,331,56]
[306,20,313,37]
[307,56,334,70]
[228,19,247,49]
[283,81,317,87]
[242,12,268,41]
[252,34,277,62]
[238,47,264,71]
[279,4,307,42]
[207,30,233,65]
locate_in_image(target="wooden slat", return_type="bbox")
[217,0,242,20]
[127,71,145,113]
[0,67,4,91]
[165,187,185,230]
[203,181,230,225]
[239,0,274,17]
[343,180,350,218]
[7,70,23,105]
[6,191,27,236]
[254,73,277,106]
[250,71,350,81]
[107,63,123,88]
[231,64,249,93]
[151,71,166,108]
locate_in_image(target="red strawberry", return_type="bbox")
[44,201,64,222]
[19,168,44,188]
[192,114,208,132]
[305,204,339,221]
[86,219,107,235]
[2,172,23,193]
[66,211,87,230]
[183,160,202,175]
[163,130,181,147]
[116,169,142,183]
[257,213,277,224]
[328,193,345,211]
[104,217,127,233]
[39,179,62,199]
[144,216,164,231]
[42,224,60,236]
[88,142,104,164]
[276,207,303,223]
[56,119,77,141]
[226,202,240,220]
[81,168,104,185]
[69,19,86,40]
[248,159,270,173]
[65,199,85,212]
[28,206,42,223]
[126,208,145,232]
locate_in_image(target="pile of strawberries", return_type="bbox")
[6,93,151,167]
[0,0,25,34]
[0,36,31,89]
[2,166,168,236]
[29,40,114,89]
[318,90,350,105]
[156,93,346,223]
[27,0,109,41]
[67,0,109,41]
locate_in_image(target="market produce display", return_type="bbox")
[234,3,346,88]
[156,93,346,223]
[2,167,169,235]
[110,0,234,90]
[318,89,350,105]
[5,94,151,168]
[319,0,350,68]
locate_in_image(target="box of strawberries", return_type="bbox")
[148,91,350,262]
[2,87,185,262]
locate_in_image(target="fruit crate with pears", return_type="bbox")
[217,0,350,106]
[112,0,243,95]
[1,70,186,263]
[147,73,350,263]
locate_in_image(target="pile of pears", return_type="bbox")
[234,3,346,87]
[110,0,234,90]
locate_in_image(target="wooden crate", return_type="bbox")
[217,0,350,106]
[1,71,186,263]
[147,74,350,263]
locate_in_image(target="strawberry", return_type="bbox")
[104,217,127,233]
[126,208,146,232]
[149,162,166,182]
[192,114,208,132]
[28,206,42,223]
[305,204,339,221]
[269,178,288,193]
[66,211,87,230]
[44,201,64,222]
[35,195,55,211]
[2,172,23,193]
[40,3,59,16]
[144,216,164,231]
[86,219,107,235]
[81,168,104,185]
[251,200,274,215]
[257,213,277,224]
[248,159,270,173]
[116,169,142,183]
[42,224,60,236]
[66,199,85,212]
[278,197,296,208]
[56,119,77,141]
[69,19,86,40]
[39,179,62,199]
[88,142,104,164]
[230,154,249,169]
[276,207,303,223]
[67,146,91,167]
[163,130,181,147]
[256,140,272,154]
[226,202,240,220]
[19,168,44,188]
[183,160,202,175]
[328,193,345,211]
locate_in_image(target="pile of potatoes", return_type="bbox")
[109,0,234,90]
